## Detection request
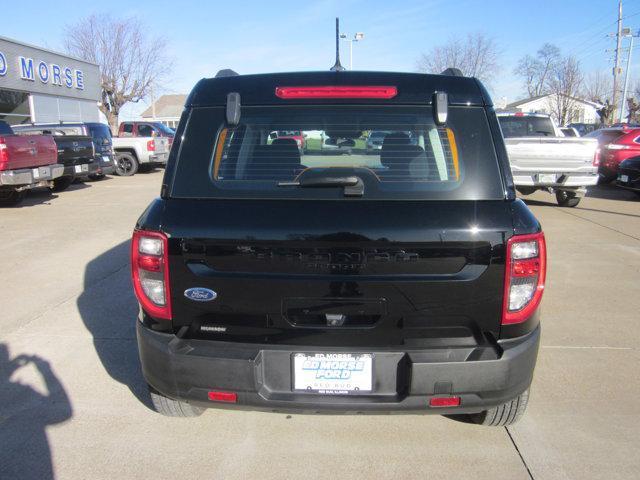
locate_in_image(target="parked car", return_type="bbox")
[584,127,640,183]
[118,121,175,148]
[13,126,98,192]
[13,122,115,179]
[132,69,545,426]
[567,123,598,136]
[111,135,170,176]
[319,132,356,154]
[0,121,63,205]
[497,112,599,207]
[269,130,306,153]
[616,156,640,197]
[560,127,579,137]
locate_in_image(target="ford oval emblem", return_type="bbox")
[184,288,217,302]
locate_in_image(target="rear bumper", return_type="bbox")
[62,161,101,178]
[137,322,540,414]
[146,152,168,165]
[0,164,64,187]
[513,171,598,188]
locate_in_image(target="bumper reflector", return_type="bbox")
[208,391,238,403]
[429,396,461,408]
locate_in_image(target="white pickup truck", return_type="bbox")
[111,136,170,176]
[497,113,599,207]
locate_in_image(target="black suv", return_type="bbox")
[132,70,546,425]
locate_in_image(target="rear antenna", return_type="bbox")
[330,17,345,72]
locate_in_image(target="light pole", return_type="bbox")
[620,28,638,122]
[339,32,364,70]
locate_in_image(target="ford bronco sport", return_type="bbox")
[132,69,546,425]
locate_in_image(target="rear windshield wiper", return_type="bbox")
[278,176,364,196]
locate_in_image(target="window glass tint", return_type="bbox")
[215,127,458,184]
[138,124,154,136]
[88,124,112,144]
[152,122,175,135]
[0,89,30,124]
[498,116,555,137]
[171,106,504,201]
[122,123,134,134]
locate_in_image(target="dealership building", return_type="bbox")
[0,36,101,125]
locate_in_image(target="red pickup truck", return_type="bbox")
[0,121,63,206]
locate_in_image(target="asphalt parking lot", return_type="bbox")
[1,172,639,480]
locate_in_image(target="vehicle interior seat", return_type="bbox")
[245,138,306,180]
[380,132,432,180]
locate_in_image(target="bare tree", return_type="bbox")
[514,43,560,97]
[582,71,612,104]
[64,15,169,132]
[416,33,500,85]
[546,56,584,125]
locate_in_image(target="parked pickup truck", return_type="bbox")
[118,121,175,147]
[0,121,63,205]
[497,112,599,207]
[133,69,545,426]
[14,123,116,180]
[13,126,98,192]
[111,135,170,176]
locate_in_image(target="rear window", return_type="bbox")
[88,124,112,144]
[498,116,555,138]
[171,106,504,200]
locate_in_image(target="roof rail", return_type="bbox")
[441,68,464,77]
[215,69,239,78]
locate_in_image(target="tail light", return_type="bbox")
[502,232,546,325]
[593,148,600,166]
[147,140,155,151]
[0,139,8,169]
[275,86,397,99]
[131,230,171,320]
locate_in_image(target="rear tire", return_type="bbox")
[469,388,530,427]
[556,190,581,207]
[148,385,204,417]
[51,176,74,192]
[115,152,139,176]
[0,189,26,206]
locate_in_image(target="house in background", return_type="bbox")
[140,94,187,129]
[501,94,603,126]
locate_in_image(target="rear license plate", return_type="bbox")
[619,174,629,183]
[293,353,373,394]
[75,164,89,173]
[538,174,557,184]
[102,155,112,164]
[32,166,50,179]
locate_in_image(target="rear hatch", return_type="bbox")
[165,199,511,347]
[53,135,94,167]
[162,98,510,348]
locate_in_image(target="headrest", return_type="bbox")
[381,132,410,146]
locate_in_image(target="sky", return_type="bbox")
[4,0,640,119]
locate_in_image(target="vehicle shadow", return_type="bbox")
[0,343,73,480]
[585,183,638,201]
[76,240,153,409]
